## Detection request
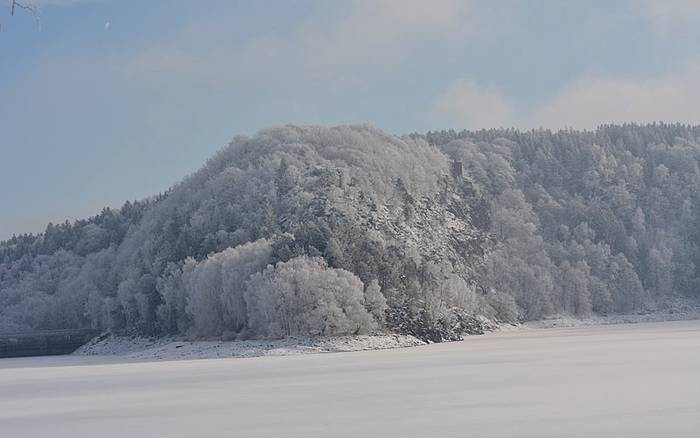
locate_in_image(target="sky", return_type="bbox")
[1,0,700,239]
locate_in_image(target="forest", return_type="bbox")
[1,124,699,341]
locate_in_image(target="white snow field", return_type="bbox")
[1,320,699,438]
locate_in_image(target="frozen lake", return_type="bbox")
[1,320,699,437]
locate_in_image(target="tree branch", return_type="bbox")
[4,0,41,31]
[12,0,40,16]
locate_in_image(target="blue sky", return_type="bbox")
[1,0,700,239]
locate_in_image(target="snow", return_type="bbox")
[1,319,699,437]
[73,333,425,360]
[69,302,700,362]
[518,300,700,329]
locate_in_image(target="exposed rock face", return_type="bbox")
[286,161,490,282]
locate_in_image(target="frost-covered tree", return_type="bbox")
[427,123,700,321]
[244,256,381,337]
[156,239,273,337]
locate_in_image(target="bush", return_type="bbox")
[244,256,383,338]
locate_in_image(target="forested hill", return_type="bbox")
[2,124,699,341]
[424,124,700,319]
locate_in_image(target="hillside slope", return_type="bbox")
[0,125,491,341]
[2,124,700,341]
[426,124,700,319]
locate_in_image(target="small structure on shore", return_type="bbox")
[0,329,97,358]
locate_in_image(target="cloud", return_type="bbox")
[431,64,700,130]
[530,67,700,128]
[642,0,700,38]
[431,79,514,129]
[128,0,474,86]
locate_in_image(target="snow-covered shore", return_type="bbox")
[517,300,700,330]
[73,299,700,362]
[74,333,425,361]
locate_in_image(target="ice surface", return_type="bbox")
[1,320,699,437]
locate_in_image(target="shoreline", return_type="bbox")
[514,305,700,330]
[73,333,426,362]
[70,303,700,363]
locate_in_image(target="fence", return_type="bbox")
[0,329,98,358]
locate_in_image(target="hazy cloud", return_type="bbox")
[642,0,700,38]
[530,66,700,128]
[432,64,700,130]
[128,0,474,86]
[431,79,514,129]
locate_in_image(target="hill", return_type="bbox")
[0,125,490,341]
[2,124,700,341]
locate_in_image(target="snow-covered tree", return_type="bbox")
[244,256,381,338]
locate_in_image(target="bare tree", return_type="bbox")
[1,0,41,31]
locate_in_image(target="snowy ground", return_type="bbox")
[1,319,699,437]
[68,300,700,362]
[518,300,700,330]
[73,333,425,361]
